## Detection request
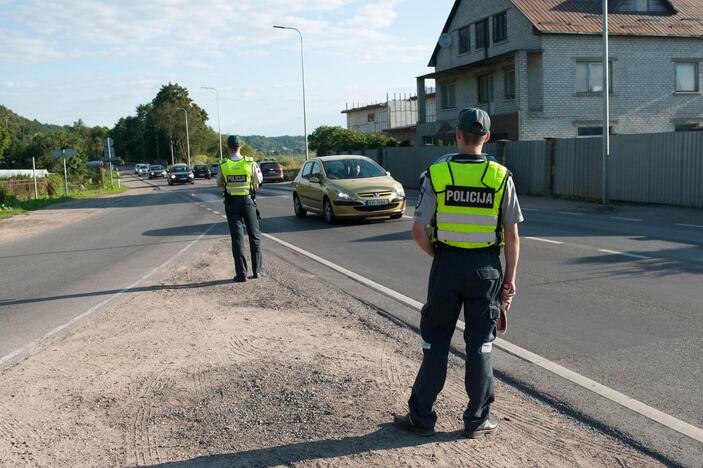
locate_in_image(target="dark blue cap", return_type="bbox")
[458,108,491,135]
[227,135,242,148]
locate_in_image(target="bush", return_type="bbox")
[0,184,13,205]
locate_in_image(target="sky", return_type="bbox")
[0,0,453,136]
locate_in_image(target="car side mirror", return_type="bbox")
[386,171,391,176]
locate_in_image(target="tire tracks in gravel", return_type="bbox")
[0,403,42,465]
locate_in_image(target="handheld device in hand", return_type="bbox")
[497,303,508,335]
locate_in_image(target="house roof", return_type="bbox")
[429,0,703,66]
[513,0,703,36]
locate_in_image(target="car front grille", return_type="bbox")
[358,191,393,198]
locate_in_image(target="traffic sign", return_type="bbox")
[50,148,77,158]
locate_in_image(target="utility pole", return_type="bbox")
[170,140,175,166]
[602,0,610,206]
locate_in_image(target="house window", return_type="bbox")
[367,113,375,123]
[576,62,613,93]
[675,62,699,92]
[504,69,516,99]
[577,126,614,137]
[478,74,494,104]
[440,83,456,109]
[458,25,471,54]
[475,19,488,49]
[675,123,701,132]
[616,0,672,13]
[493,12,507,43]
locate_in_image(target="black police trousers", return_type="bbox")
[408,245,502,431]
[224,196,262,279]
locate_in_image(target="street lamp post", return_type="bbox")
[273,25,310,161]
[201,86,223,160]
[176,107,191,167]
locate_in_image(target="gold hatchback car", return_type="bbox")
[292,155,406,224]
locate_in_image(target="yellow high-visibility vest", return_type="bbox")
[220,158,254,197]
[429,159,509,249]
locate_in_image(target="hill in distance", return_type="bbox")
[242,135,305,156]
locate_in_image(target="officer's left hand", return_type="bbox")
[501,283,516,311]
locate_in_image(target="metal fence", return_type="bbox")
[378,131,703,207]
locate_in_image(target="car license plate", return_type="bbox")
[365,199,389,206]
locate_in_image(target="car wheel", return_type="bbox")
[323,198,336,225]
[293,193,307,218]
[389,212,403,220]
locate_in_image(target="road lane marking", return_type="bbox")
[0,223,218,369]
[676,223,703,229]
[597,249,652,260]
[258,230,703,444]
[611,217,643,222]
[559,211,585,216]
[524,236,564,245]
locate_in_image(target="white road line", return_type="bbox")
[676,223,703,229]
[0,223,218,368]
[598,249,652,260]
[259,230,703,444]
[213,211,221,215]
[611,217,643,222]
[523,236,564,245]
[559,211,585,216]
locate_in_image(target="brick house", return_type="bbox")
[416,0,703,143]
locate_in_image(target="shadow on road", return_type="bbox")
[142,223,230,237]
[148,424,464,467]
[260,215,400,235]
[567,247,703,277]
[0,279,234,308]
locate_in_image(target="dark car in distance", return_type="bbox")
[259,161,286,183]
[192,164,211,179]
[148,165,167,179]
[210,163,219,176]
[168,164,195,185]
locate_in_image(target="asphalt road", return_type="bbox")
[2,172,702,463]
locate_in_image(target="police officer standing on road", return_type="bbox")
[393,108,523,438]
[217,135,264,282]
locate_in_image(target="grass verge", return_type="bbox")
[0,185,128,220]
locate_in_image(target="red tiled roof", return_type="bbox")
[513,0,703,36]
[429,0,703,66]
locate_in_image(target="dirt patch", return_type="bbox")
[0,239,661,467]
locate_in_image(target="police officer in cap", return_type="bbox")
[217,135,264,282]
[393,108,523,438]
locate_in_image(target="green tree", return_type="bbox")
[309,126,397,155]
[0,122,10,158]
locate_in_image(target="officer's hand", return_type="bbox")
[501,282,516,311]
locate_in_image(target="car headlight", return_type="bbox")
[395,186,405,197]
[170,175,176,179]
[188,173,194,178]
[337,191,353,200]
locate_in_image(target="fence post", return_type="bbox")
[544,138,556,196]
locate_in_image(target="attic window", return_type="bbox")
[614,0,674,14]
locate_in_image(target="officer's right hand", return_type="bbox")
[501,282,516,311]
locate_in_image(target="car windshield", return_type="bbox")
[194,165,207,170]
[322,159,386,180]
[260,163,278,169]
[149,166,163,170]
[171,166,189,173]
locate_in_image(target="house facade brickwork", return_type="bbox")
[417,0,703,143]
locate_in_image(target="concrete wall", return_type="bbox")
[345,106,389,134]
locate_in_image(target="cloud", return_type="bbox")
[0,28,63,62]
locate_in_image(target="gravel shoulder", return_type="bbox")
[0,238,662,467]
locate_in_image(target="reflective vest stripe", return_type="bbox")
[436,213,498,226]
[436,230,498,244]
